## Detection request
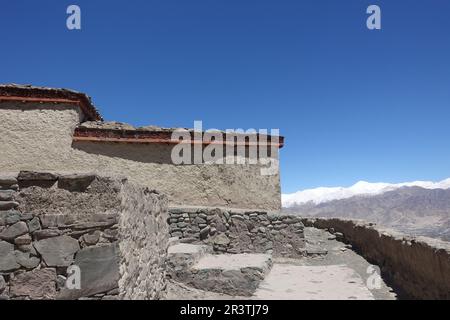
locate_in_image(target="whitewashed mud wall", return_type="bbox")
[0,104,281,210]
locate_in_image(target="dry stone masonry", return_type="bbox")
[168,207,305,258]
[303,218,450,300]
[0,171,168,300]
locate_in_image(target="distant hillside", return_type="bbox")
[283,187,450,241]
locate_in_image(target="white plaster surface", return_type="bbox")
[168,243,210,255]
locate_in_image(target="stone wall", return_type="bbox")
[303,218,450,300]
[0,171,168,300]
[168,207,305,258]
[0,104,281,210]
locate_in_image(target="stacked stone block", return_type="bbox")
[168,207,305,258]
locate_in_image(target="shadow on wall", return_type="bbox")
[72,142,273,165]
[72,141,175,164]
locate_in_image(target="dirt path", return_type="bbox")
[166,227,397,300]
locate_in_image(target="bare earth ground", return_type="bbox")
[166,227,397,300]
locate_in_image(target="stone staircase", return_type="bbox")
[167,242,272,296]
[166,228,398,300]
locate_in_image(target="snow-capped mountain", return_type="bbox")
[282,179,450,241]
[282,178,450,207]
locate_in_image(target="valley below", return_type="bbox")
[283,186,450,242]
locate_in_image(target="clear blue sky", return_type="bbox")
[1,1,450,193]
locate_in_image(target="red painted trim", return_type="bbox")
[73,128,285,148]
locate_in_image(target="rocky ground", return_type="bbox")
[166,227,397,300]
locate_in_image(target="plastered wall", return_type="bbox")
[0,103,281,210]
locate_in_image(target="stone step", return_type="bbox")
[185,253,272,296]
[166,243,212,281]
[305,244,328,257]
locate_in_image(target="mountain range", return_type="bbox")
[282,180,450,241]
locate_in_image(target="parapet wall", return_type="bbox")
[168,207,305,258]
[303,218,450,300]
[0,171,168,300]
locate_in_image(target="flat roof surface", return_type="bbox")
[0,84,102,121]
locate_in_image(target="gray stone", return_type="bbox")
[209,227,217,236]
[169,208,183,214]
[17,171,58,188]
[5,210,20,225]
[10,268,57,299]
[293,222,304,228]
[14,251,40,269]
[213,233,230,246]
[19,213,34,221]
[231,214,244,221]
[306,244,328,256]
[17,244,37,255]
[40,213,117,229]
[335,232,344,240]
[39,214,75,228]
[194,216,207,224]
[199,226,210,240]
[179,237,198,244]
[0,275,5,293]
[33,229,62,240]
[107,287,119,295]
[0,190,14,201]
[27,217,41,233]
[58,174,96,192]
[0,175,17,186]
[58,243,119,300]
[72,221,115,230]
[0,221,28,241]
[102,229,118,241]
[14,234,32,245]
[0,240,20,272]
[82,230,101,246]
[34,235,80,267]
[0,201,19,211]
[177,222,187,228]
[172,231,182,238]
